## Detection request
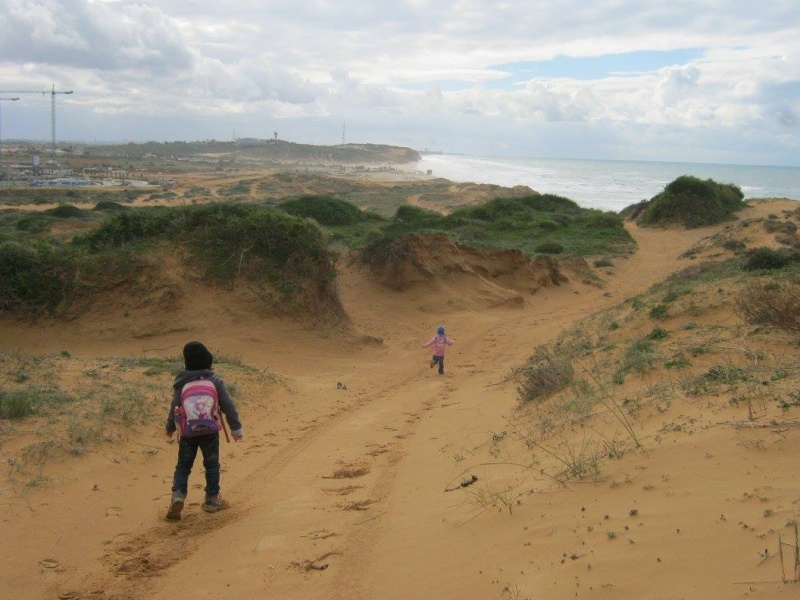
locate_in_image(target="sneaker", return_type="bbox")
[166,492,186,521]
[202,494,223,513]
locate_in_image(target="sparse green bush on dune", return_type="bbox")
[92,200,131,212]
[80,202,338,291]
[1,203,340,318]
[391,204,443,226]
[15,213,53,234]
[516,346,575,406]
[366,192,632,258]
[79,206,179,248]
[275,192,629,259]
[0,240,76,316]
[279,194,382,226]
[736,280,800,334]
[628,175,746,228]
[742,246,800,271]
[535,241,564,254]
[46,204,87,219]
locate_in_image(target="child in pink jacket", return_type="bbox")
[422,326,454,375]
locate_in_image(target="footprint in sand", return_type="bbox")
[365,443,392,457]
[341,499,373,512]
[294,551,341,572]
[304,529,338,540]
[322,485,363,496]
[327,464,370,479]
[105,506,122,518]
[39,558,59,569]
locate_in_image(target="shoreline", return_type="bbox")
[416,154,800,210]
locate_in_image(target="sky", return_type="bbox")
[0,0,798,166]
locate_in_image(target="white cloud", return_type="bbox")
[0,0,798,164]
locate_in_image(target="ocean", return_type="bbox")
[416,154,800,213]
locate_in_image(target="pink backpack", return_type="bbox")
[175,378,221,437]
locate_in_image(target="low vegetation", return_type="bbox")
[0,187,144,207]
[0,203,339,318]
[736,280,800,335]
[510,250,800,485]
[357,193,634,267]
[622,175,746,228]
[279,194,383,226]
[0,173,761,323]
[2,178,636,318]
[0,349,273,489]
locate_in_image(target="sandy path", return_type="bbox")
[87,221,712,599]
[4,202,795,599]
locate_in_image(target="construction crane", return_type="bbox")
[0,84,73,169]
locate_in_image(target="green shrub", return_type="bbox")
[520,193,581,213]
[649,304,669,319]
[0,387,76,420]
[218,180,254,196]
[722,239,746,252]
[193,206,336,286]
[0,390,38,419]
[79,207,178,248]
[517,346,574,406]
[2,203,340,317]
[279,195,370,226]
[742,247,800,271]
[614,338,658,383]
[632,175,745,228]
[0,241,75,315]
[736,281,800,334]
[15,214,52,233]
[78,203,339,311]
[347,189,633,257]
[576,210,626,230]
[535,241,564,254]
[646,327,668,340]
[359,234,412,270]
[46,204,86,218]
[92,201,130,212]
[393,205,444,226]
[699,365,749,385]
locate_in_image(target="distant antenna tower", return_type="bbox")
[341,122,345,145]
[0,83,73,168]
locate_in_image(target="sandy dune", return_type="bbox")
[1,199,800,600]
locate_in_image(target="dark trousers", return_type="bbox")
[172,433,220,496]
[432,355,445,374]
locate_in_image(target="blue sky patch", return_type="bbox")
[490,49,705,84]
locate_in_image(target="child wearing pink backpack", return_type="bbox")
[421,326,454,375]
[164,341,243,521]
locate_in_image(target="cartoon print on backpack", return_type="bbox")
[175,378,221,437]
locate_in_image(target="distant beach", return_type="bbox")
[417,154,800,212]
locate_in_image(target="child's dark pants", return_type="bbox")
[432,355,445,374]
[172,433,221,496]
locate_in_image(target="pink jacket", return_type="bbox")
[422,334,454,356]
